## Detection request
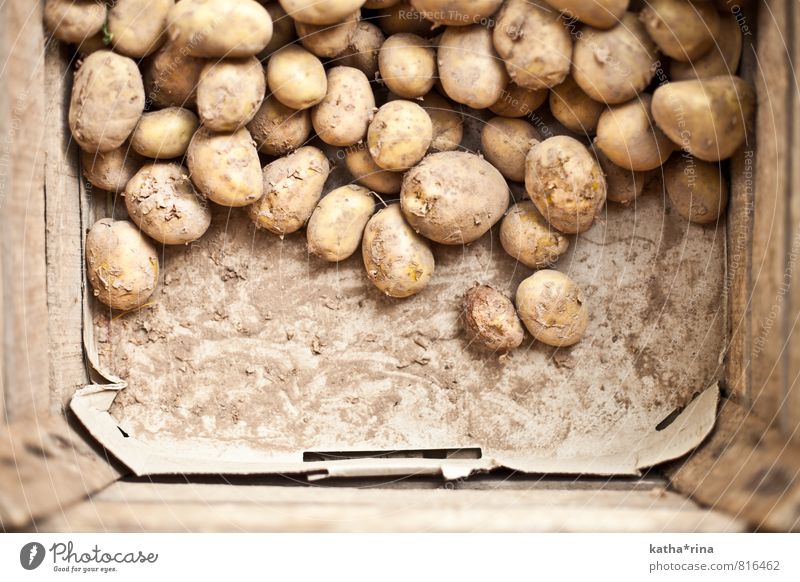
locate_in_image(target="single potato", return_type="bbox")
[481,116,541,183]
[549,75,604,135]
[279,0,365,25]
[462,284,525,353]
[267,45,327,110]
[259,2,297,59]
[376,2,436,36]
[640,0,719,62]
[500,201,570,268]
[489,83,549,118]
[312,66,375,146]
[307,185,375,261]
[368,101,433,170]
[296,10,360,58]
[44,0,107,44]
[81,145,143,193]
[345,145,405,195]
[596,150,650,205]
[670,13,742,81]
[515,269,589,347]
[417,91,463,152]
[197,57,266,132]
[247,95,312,156]
[664,154,728,224]
[379,33,437,99]
[108,0,172,58]
[130,107,199,159]
[143,39,205,108]
[336,21,385,79]
[410,0,504,26]
[542,0,628,29]
[438,25,508,109]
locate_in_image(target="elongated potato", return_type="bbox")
[481,117,540,183]
[664,154,728,224]
[417,91,463,152]
[515,269,588,347]
[279,0,365,25]
[525,135,606,234]
[108,0,172,58]
[493,0,572,90]
[197,57,266,132]
[187,127,263,207]
[670,13,742,81]
[296,10,360,58]
[130,107,199,159]
[143,39,205,108]
[249,146,330,235]
[379,33,437,99]
[376,2,436,36]
[44,0,107,44]
[410,0,504,25]
[336,21,385,79]
[368,101,432,170]
[438,25,508,109]
[247,95,312,156]
[259,2,297,59]
[267,45,327,110]
[500,201,569,269]
[543,0,628,29]
[596,150,649,205]
[69,51,145,153]
[125,163,212,244]
[85,219,159,311]
[549,75,604,135]
[362,204,434,298]
[312,67,375,147]
[462,284,525,352]
[489,83,549,118]
[167,0,273,58]
[401,151,509,244]
[307,185,375,261]
[345,145,405,195]
[81,146,143,193]
[640,0,719,62]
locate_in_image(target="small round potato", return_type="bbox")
[197,57,266,133]
[44,0,107,44]
[596,150,649,205]
[515,270,589,347]
[525,135,607,234]
[307,185,375,261]
[543,0,628,29]
[500,201,570,269]
[249,146,330,235]
[143,39,205,108]
[167,0,273,58]
[296,10,360,58]
[493,0,572,90]
[278,0,365,25]
[69,51,145,153]
[81,146,143,193]
[438,25,508,109]
[362,204,435,298]
[640,0,719,62]
[247,95,312,156]
[85,218,159,311]
[670,13,743,81]
[417,92,463,152]
[368,101,433,170]
[379,33,437,99]
[664,154,728,224]
[108,0,172,58]
[489,83,549,118]
[312,66,376,147]
[267,45,327,110]
[549,75,604,135]
[376,2,436,36]
[401,151,509,244]
[125,163,212,245]
[481,117,540,183]
[336,21,385,79]
[410,0,504,26]
[345,145,405,195]
[462,284,525,353]
[130,107,199,159]
[259,2,297,59]
[187,127,263,207]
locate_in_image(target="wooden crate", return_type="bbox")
[1,0,799,532]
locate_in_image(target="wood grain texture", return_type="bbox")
[787,0,800,442]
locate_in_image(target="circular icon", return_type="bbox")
[19,542,46,570]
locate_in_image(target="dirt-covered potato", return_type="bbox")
[69,51,145,153]
[368,101,432,170]
[187,127,263,207]
[125,163,212,244]
[379,33,437,98]
[247,95,312,156]
[410,0,504,25]
[267,45,327,110]
[197,57,266,133]
[130,107,199,159]
[640,0,719,62]
[489,83,549,118]
[670,13,742,81]
[596,150,649,205]
[652,76,754,162]
[296,10,360,58]
[377,2,436,36]
[401,151,509,244]
[336,21,384,79]
[525,135,606,234]
[481,117,540,183]
[108,0,172,58]
[44,0,107,44]
[345,145,405,195]
[543,0,628,29]
[462,284,525,352]
[168,0,273,58]
[664,154,728,224]
[143,39,205,108]
[572,12,658,104]
[493,0,572,90]
[85,218,159,311]
[311,67,375,147]
[259,2,297,59]
[279,0,365,24]
[500,201,570,269]
[81,146,143,193]
[417,92,463,152]
[307,185,375,261]
[362,204,435,298]
[595,95,676,171]
[515,269,588,347]
[438,25,508,109]
[549,75,604,135]
[249,146,330,235]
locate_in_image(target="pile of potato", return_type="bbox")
[49,0,753,354]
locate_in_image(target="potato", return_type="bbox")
[401,151,509,244]
[489,83,549,118]
[249,146,330,235]
[108,0,172,58]
[197,57,266,133]
[500,201,570,269]
[542,0,628,29]
[278,0,365,25]
[168,0,273,58]
[44,0,106,44]
[410,0,504,26]
[438,25,508,109]
[549,75,604,135]
[77,33,108,56]
[345,145,404,195]
[312,67,375,147]
[187,127,263,207]
[85,219,159,311]
[130,107,199,159]
[417,91,463,152]
[69,51,145,153]
[652,75,754,162]
[259,3,297,59]
[143,39,205,108]
[493,0,572,90]
[296,10,360,58]
[664,154,728,224]
[572,12,658,105]
[247,96,312,156]
[525,135,606,234]
[267,45,328,110]
[595,94,676,171]
[376,2,436,36]
[640,0,719,62]
[81,146,143,193]
[125,163,212,244]
[462,284,525,352]
[307,185,375,261]
[336,22,385,79]
[515,270,588,347]
[379,33,437,99]
[362,204,435,298]
[481,117,540,183]
[596,150,649,205]
[368,101,432,170]
[670,13,742,81]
